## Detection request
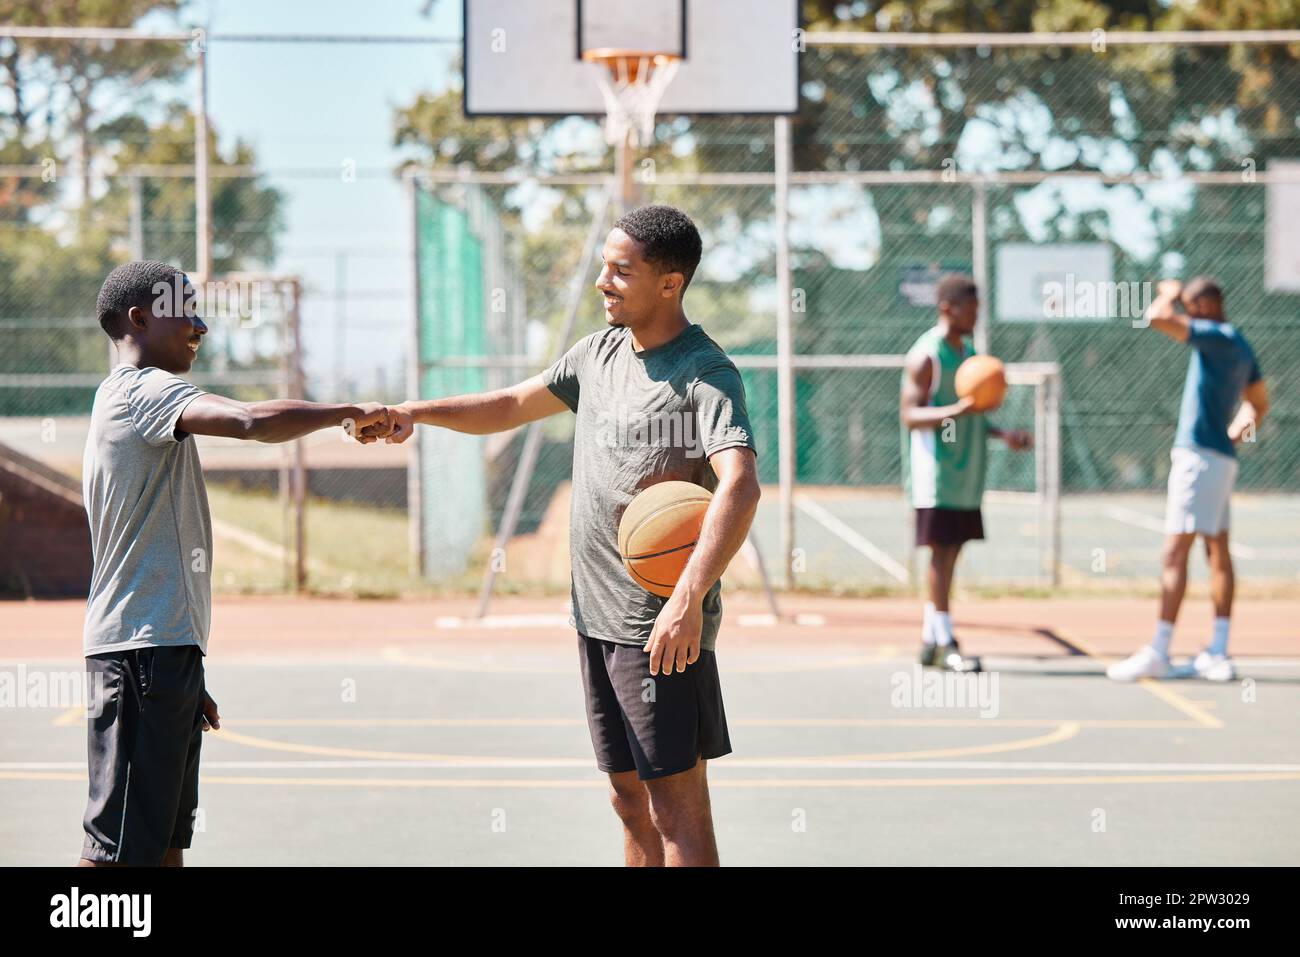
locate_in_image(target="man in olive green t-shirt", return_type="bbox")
[375,206,760,867]
[899,274,1032,672]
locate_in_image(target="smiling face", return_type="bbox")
[595,228,683,330]
[129,275,208,374]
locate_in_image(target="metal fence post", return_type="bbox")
[194,45,211,282]
[972,179,990,356]
[775,115,795,591]
[1045,370,1062,585]
[406,174,426,579]
[288,279,307,592]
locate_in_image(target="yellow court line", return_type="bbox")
[52,706,83,727]
[226,717,589,728]
[212,722,1080,765]
[380,646,896,675]
[6,771,1298,789]
[771,721,1081,763]
[212,727,495,764]
[1136,680,1226,729]
[705,772,1300,789]
[1053,628,1224,729]
[195,771,1300,788]
[206,716,1199,729]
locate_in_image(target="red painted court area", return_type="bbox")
[4,593,1296,661]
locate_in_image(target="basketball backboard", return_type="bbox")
[462,0,800,117]
[996,243,1116,322]
[1265,160,1300,293]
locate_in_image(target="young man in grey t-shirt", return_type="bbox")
[80,261,391,866]
[376,206,761,866]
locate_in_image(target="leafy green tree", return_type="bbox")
[0,1,285,414]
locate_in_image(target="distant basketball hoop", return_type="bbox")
[581,48,682,148]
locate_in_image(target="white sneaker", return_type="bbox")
[1191,650,1235,682]
[1106,646,1170,682]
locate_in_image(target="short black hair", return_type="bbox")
[1183,275,1223,302]
[96,260,185,339]
[936,273,978,305]
[613,204,703,293]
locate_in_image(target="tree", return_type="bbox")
[0,1,191,213]
[0,1,286,415]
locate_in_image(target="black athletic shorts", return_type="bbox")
[82,644,206,865]
[577,633,732,780]
[915,507,985,546]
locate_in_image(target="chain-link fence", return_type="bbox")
[3,30,1297,596]
[412,35,1300,598]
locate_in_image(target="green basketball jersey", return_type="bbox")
[900,326,989,510]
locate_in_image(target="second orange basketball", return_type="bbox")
[955,354,1008,413]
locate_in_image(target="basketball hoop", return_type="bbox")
[582,48,681,148]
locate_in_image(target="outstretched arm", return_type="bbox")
[644,446,761,677]
[178,394,389,444]
[368,374,569,444]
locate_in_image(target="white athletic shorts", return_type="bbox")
[1164,445,1238,536]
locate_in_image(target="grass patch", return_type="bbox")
[206,484,410,595]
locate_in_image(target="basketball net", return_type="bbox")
[583,49,681,148]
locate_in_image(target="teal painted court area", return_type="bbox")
[2,596,1297,866]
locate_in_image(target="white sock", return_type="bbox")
[1209,618,1230,657]
[1151,620,1174,657]
[933,611,954,646]
[920,600,941,647]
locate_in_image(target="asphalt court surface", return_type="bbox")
[2,597,1298,866]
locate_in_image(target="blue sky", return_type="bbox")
[196,0,462,399]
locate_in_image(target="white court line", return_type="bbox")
[434,613,572,629]
[794,495,910,582]
[1102,505,1258,559]
[7,760,1300,772]
[1,656,1297,670]
[737,613,826,627]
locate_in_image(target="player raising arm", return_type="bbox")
[1108,277,1267,683]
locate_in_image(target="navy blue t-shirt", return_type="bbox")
[1174,319,1262,458]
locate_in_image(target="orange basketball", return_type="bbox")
[955,355,1007,412]
[617,481,713,598]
